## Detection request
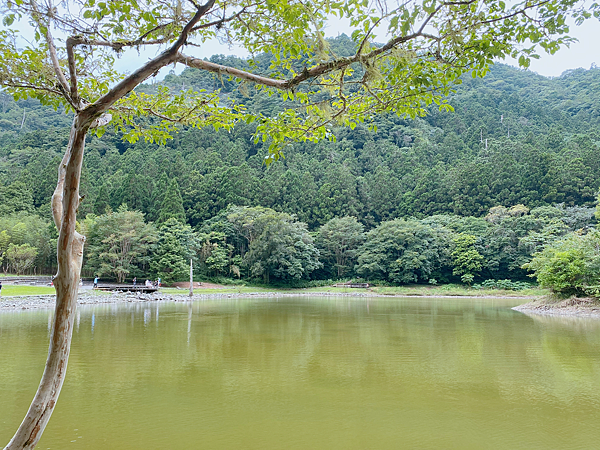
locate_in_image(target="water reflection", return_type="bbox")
[1,297,600,450]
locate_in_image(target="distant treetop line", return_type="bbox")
[0,38,599,286]
[1,47,599,232]
[1,49,599,283]
[2,35,600,224]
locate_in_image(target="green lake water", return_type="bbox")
[1,297,600,449]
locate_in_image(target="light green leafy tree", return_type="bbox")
[451,233,484,284]
[5,243,38,275]
[229,207,321,283]
[1,0,597,446]
[86,206,158,283]
[0,213,53,274]
[524,229,600,297]
[198,231,234,277]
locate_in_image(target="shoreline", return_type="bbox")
[0,291,537,312]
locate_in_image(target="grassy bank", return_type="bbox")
[367,285,546,297]
[0,286,56,296]
[1,283,547,299]
[159,286,275,295]
[163,284,547,298]
[0,286,115,297]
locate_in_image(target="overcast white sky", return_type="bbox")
[113,11,599,80]
[507,18,598,76]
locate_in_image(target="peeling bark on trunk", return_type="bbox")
[4,114,91,450]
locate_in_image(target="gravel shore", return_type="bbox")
[513,297,600,318]
[0,291,378,312]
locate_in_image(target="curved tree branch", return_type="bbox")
[88,0,216,118]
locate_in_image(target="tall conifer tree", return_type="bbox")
[158,179,186,224]
[149,172,169,222]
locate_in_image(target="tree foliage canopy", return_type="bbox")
[85,205,157,283]
[524,229,600,297]
[317,216,365,278]
[1,0,597,156]
[228,206,321,282]
[356,218,451,283]
[5,243,38,275]
[151,217,198,283]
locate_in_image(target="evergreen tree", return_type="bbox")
[158,179,186,224]
[93,183,111,215]
[0,181,34,216]
[148,172,169,222]
[151,218,198,284]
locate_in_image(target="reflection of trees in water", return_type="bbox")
[521,312,600,331]
[3,299,600,412]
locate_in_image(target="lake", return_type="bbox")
[2,297,600,449]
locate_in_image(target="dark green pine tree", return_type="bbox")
[148,172,169,222]
[93,183,111,215]
[113,172,153,215]
[150,218,195,284]
[158,178,186,224]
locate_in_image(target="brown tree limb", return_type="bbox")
[66,37,79,105]
[36,19,78,111]
[176,53,289,88]
[0,82,63,96]
[44,27,71,99]
[66,35,175,52]
[50,132,71,229]
[179,1,553,93]
[190,6,248,31]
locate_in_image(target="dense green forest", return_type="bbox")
[1,36,599,285]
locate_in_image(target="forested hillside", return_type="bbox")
[1,35,599,282]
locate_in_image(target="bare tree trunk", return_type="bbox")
[5,114,91,450]
[4,7,215,448]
